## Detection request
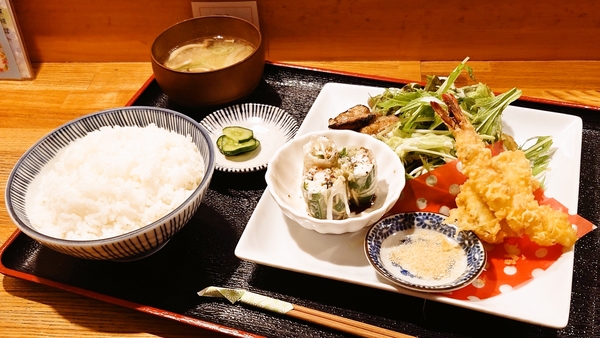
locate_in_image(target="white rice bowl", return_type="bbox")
[5,107,215,261]
[27,124,205,240]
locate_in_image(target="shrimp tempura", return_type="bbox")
[431,94,577,247]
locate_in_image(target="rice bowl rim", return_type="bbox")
[5,106,216,246]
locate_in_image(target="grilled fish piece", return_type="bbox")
[328,104,376,130]
[359,114,399,135]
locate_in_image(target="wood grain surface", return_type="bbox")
[10,0,600,62]
[0,61,599,337]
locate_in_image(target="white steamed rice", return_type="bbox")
[26,123,205,240]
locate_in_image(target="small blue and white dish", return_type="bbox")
[365,212,486,292]
[200,103,298,173]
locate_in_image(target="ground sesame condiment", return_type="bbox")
[388,230,466,282]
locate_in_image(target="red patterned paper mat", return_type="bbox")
[386,155,596,300]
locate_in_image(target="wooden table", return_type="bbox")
[1,61,599,337]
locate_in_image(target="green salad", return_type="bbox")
[366,57,553,182]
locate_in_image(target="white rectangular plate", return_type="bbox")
[235,82,583,328]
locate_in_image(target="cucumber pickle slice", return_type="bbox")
[216,126,260,156]
[222,126,254,143]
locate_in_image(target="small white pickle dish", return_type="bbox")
[265,129,406,234]
[200,103,298,173]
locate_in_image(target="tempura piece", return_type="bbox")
[431,93,577,247]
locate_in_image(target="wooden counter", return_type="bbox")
[11,0,600,62]
[0,61,599,337]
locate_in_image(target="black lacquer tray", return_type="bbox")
[2,62,600,338]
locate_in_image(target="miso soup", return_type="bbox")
[163,36,256,73]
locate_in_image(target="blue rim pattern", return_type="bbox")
[5,106,215,260]
[200,103,298,173]
[365,212,486,292]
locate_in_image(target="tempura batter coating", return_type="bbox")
[431,94,577,247]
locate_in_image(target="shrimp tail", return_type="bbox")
[430,93,469,132]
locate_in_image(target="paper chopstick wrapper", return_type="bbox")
[198,286,413,338]
[198,286,293,314]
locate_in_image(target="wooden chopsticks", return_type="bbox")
[287,304,414,338]
[198,286,414,338]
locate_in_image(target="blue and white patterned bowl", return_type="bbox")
[200,103,298,173]
[365,212,486,292]
[5,106,215,261]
